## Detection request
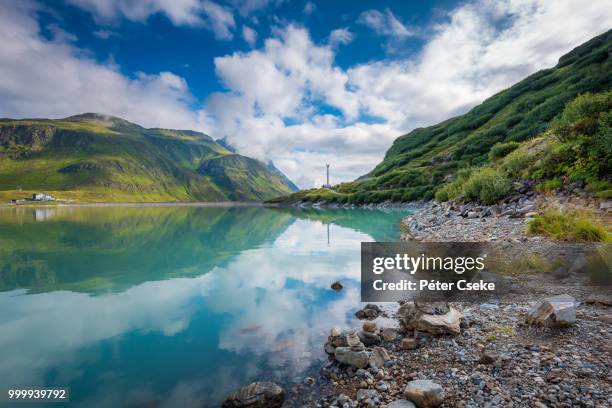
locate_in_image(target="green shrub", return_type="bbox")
[489,141,520,160]
[528,210,610,242]
[434,168,473,202]
[502,146,538,179]
[534,178,563,192]
[553,91,612,142]
[462,168,512,204]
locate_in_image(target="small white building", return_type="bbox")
[32,193,54,201]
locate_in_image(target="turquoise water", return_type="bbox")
[0,205,407,407]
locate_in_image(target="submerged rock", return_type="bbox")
[399,301,462,336]
[404,380,444,408]
[526,294,577,327]
[222,381,284,408]
[331,281,344,291]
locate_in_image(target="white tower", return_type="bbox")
[323,164,331,188]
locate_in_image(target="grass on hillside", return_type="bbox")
[270,30,612,205]
[527,209,610,242]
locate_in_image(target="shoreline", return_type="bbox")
[0,201,264,208]
[272,193,611,407]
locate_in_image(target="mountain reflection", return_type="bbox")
[0,205,407,407]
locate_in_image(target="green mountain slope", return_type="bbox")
[0,113,298,202]
[271,29,612,204]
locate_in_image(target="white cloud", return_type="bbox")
[66,0,236,39]
[92,29,117,39]
[0,0,212,132]
[1,0,611,188]
[358,8,414,37]
[242,25,257,46]
[303,1,316,15]
[329,27,354,47]
[206,0,612,188]
[66,0,204,25]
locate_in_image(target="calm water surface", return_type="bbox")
[0,206,408,407]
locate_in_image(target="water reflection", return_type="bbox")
[0,206,407,407]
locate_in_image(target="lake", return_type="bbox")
[0,205,408,407]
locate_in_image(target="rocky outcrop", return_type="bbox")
[222,382,285,408]
[526,294,577,327]
[403,380,445,408]
[398,301,462,336]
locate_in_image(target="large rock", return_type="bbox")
[222,382,285,408]
[334,347,370,368]
[387,400,417,408]
[399,301,462,336]
[404,380,444,408]
[526,294,577,327]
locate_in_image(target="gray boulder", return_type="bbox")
[334,347,370,368]
[404,380,444,408]
[399,301,462,336]
[526,294,577,327]
[222,382,285,408]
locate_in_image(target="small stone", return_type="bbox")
[358,330,381,346]
[222,382,285,408]
[381,328,399,342]
[368,346,390,368]
[401,338,418,350]
[355,304,381,320]
[346,330,364,348]
[303,377,315,386]
[387,400,417,408]
[331,281,343,291]
[363,321,377,333]
[330,326,342,337]
[356,388,379,401]
[478,352,500,364]
[404,380,444,408]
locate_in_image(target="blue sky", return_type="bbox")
[0,0,610,187]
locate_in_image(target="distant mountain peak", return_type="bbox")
[63,113,140,128]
